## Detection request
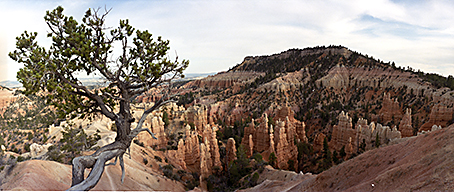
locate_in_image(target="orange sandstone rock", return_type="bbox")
[399,108,413,137]
[379,92,402,124]
[226,138,237,165]
[313,133,326,153]
[420,103,453,131]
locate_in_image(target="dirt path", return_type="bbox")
[105,167,116,191]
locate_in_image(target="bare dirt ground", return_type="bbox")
[0,143,185,191]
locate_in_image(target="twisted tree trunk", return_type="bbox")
[68,130,150,191]
[67,98,166,191]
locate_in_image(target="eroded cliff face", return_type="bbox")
[420,103,453,131]
[380,92,403,124]
[183,72,263,91]
[399,108,413,137]
[137,115,167,149]
[317,64,432,95]
[226,138,237,165]
[330,111,356,155]
[241,114,270,153]
[4,46,454,191]
[331,111,402,155]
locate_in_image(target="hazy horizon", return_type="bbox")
[1,0,454,81]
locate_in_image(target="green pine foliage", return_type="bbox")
[59,125,100,163]
[0,92,58,130]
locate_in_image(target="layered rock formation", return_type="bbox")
[209,128,222,169]
[137,115,167,149]
[356,120,401,151]
[318,64,350,90]
[254,115,271,152]
[345,137,354,157]
[241,107,306,169]
[241,115,270,153]
[330,111,402,154]
[176,139,187,170]
[420,103,453,131]
[184,72,262,91]
[274,121,290,169]
[247,134,254,158]
[242,120,255,153]
[399,108,413,137]
[316,63,432,97]
[274,106,308,143]
[379,93,402,123]
[313,133,326,152]
[273,120,298,170]
[185,105,208,135]
[330,111,357,153]
[269,125,275,154]
[199,143,210,190]
[183,125,201,171]
[242,124,454,192]
[226,138,237,165]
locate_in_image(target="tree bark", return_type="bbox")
[69,148,125,191]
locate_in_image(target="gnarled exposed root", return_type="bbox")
[68,127,156,191]
[68,148,125,191]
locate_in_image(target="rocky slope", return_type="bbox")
[241,124,454,192]
[2,45,454,191]
[166,45,454,175]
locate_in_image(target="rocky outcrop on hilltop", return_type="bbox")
[230,46,351,73]
[184,72,263,91]
[399,108,413,137]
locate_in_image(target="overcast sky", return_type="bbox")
[1,0,454,81]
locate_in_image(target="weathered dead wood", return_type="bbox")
[68,125,156,191]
